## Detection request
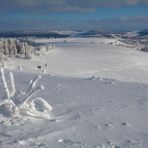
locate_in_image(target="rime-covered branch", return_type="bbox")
[1,67,10,100]
[9,72,16,97]
[0,68,52,119]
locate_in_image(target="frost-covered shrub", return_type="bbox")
[0,51,6,61]
[35,45,47,54]
[140,45,148,52]
[0,67,53,119]
[25,49,33,59]
[46,44,55,50]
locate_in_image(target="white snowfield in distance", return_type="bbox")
[5,37,148,84]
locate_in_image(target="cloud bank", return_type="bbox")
[0,1,148,31]
[1,0,148,13]
[0,16,148,32]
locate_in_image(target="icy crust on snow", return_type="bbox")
[0,71,148,148]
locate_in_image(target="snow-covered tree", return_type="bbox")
[0,39,33,58]
[0,38,53,60]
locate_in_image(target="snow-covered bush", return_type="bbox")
[140,44,148,52]
[0,51,6,61]
[0,67,53,119]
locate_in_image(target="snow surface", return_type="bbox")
[1,37,148,148]
[5,37,148,84]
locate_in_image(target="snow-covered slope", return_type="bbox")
[0,70,148,148]
[1,37,148,148]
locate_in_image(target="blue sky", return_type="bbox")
[0,0,148,31]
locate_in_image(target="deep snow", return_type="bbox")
[0,37,148,148]
[0,71,148,148]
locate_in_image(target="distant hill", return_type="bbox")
[77,30,114,38]
[138,29,148,36]
[1,29,147,39]
[0,31,70,38]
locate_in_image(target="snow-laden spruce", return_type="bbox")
[0,38,33,59]
[0,67,53,119]
[0,38,54,61]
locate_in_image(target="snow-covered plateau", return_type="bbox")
[0,37,148,148]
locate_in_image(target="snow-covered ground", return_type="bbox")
[5,37,148,84]
[1,37,148,148]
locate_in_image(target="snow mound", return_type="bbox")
[0,99,18,117]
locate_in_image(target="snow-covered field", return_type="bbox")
[5,37,148,84]
[1,37,148,148]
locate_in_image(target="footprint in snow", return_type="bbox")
[99,78,116,85]
[95,144,120,148]
[57,138,81,146]
[104,122,114,128]
[121,122,130,127]
[123,139,142,147]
